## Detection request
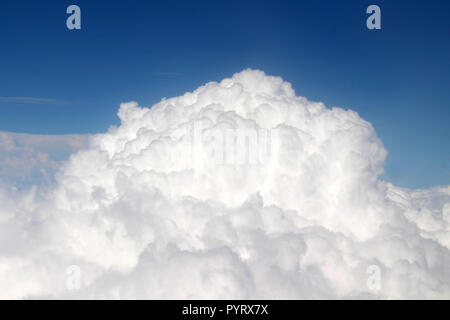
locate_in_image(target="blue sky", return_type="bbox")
[0,0,449,189]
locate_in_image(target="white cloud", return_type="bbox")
[0,69,449,299]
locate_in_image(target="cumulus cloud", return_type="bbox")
[0,69,449,299]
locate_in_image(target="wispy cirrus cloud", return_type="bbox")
[0,96,67,105]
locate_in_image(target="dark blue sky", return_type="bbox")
[0,0,449,189]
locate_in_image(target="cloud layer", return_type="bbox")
[0,69,449,299]
[0,132,89,188]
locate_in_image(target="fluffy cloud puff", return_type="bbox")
[0,69,449,299]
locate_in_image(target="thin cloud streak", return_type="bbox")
[151,72,184,76]
[0,96,67,105]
